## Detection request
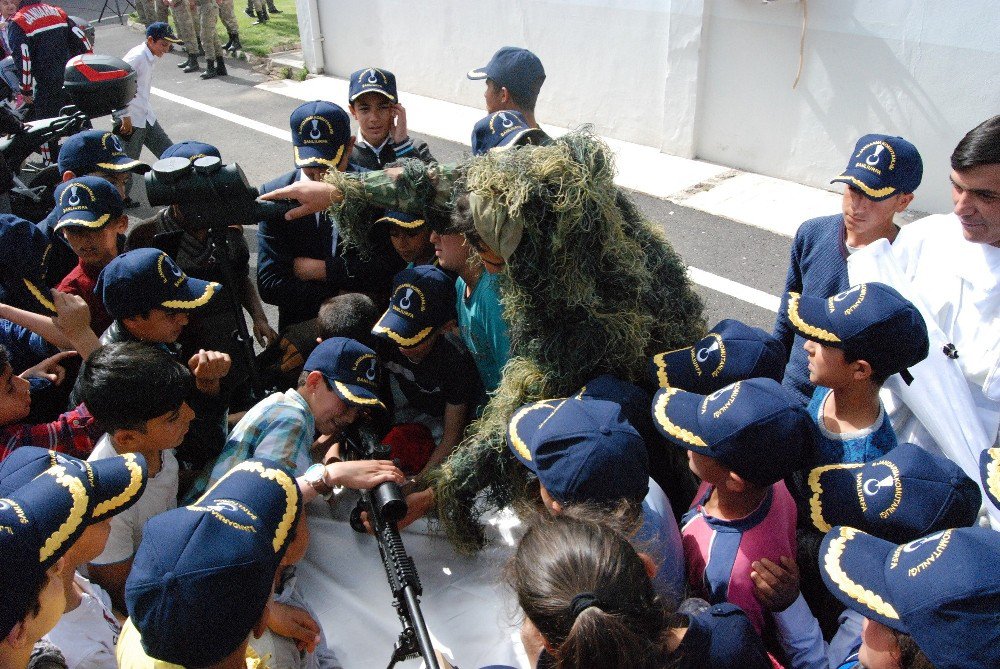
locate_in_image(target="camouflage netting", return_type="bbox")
[330,130,705,553]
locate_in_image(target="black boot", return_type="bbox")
[196,37,205,56]
[200,59,218,79]
[266,0,281,13]
[182,55,201,73]
[229,34,243,53]
[222,33,235,52]
[177,53,193,68]
[252,7,268,24]
[244,0,254,17]
[215,59,228,76]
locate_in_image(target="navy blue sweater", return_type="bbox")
[773,214,851,404]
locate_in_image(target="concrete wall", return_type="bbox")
[312,0,999,214]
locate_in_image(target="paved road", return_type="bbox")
[88,21,794,341]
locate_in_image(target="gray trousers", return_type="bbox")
[122,119,173,200]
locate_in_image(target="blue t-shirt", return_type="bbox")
[808,386,897,465]
[455,272,510,396]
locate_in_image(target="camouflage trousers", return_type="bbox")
[195,0,224,59]
[217,0,240,34]
[171,0,198,55]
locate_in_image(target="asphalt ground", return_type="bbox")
[85,19,793,340]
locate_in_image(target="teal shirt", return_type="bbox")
[455,272,510,395]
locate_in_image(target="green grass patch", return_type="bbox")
[213,0,300,57]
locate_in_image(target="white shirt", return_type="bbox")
[45,574,120,669]
[121,43,157,126]
[88,436,178,565]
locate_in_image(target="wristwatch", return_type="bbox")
[303,463,334,499]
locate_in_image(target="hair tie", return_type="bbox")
[570,592,601,618]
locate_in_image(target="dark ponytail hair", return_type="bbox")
[507,505,680,669]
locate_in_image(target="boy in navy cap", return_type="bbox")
[347,67,435,171]
[652,377,815,634]
[372,266,482,478]
[471,110,546,156]
[258,100,403,330]
[507,375,685,603]
[195,337,401,496]
[775,134,923,404]
[52,176,129,336]
[819,525,1000,669]
[0,447,148,667]
[0,213,59,315]
[785,282,928,466]
[379,211,437,267]
[0,463,91,668]
[468,47,546,129]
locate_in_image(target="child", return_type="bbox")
[785,282,929,466]
[93,248,231,474]
[651,376,816,634]
[502,505,771,669]
[433,198,511,396]
[819,525,1000,669]
[506,375,685,604]
[52,176,129,336]
[379,211,437,267]
[118,458,303,667]
[0,446,149,669]
[195,336,395,495]
[347,67,435,171]
[774,134,923,403]
[467,47,546,129]
[372,265,482,477]
[76,342,196,614]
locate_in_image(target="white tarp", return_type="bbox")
[295,493,529,668]
[847,238,1000,530]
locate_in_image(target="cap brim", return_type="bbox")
[331,380,385,410]
[819,526,906,632]
[88,453,148,522]
[377,215,426,229]
[494,127,546,151]
[505,400,558,469]
[348,89,396,103]
[785,292,843,346]
[372,308,433,348]
[981,447,1000,510]
[806,464,866,533]
[55,212,111,231]
[96,158,151,174]
[293,144,345,169]
[647,347,693,391]
[651,387,709,451]
[467,68,489,80]
[160,277,219,311]
[831,173,897,201]
[164,35,183,44]
[22,277,56,314]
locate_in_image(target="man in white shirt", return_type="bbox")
[889,115,1000,451]
[115,22,179,206]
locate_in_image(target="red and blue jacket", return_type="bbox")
[8,1,91,96]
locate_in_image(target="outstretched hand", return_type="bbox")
[19,350,78,385]
[259,180,343,220]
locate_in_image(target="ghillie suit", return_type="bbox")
[327,130,705,552]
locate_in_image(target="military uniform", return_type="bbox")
[195,0,227,77]
[170,0,198,57]
[217,0,240,34]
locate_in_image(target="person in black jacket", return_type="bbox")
[347,67,435,172]
[257,101,402,331]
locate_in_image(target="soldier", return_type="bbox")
[195,0,227,79]
[169,0,201,72]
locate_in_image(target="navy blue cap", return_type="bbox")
[348,67,398,103]
[290,101,352,169]
[146,21,181,43]
[125,458,301,667]
[981,447,1000,510]
[96,248,220,319]
[303,337,385,409]
[377,211,426,230]
[785,282,929,384]
[160,140,221,161]
[0,464,92,637]
[54,176,125,232]
[831,134,923,201]
[820,526,1000,669]
[651,378,816,486]
[58,130,149,176]
[373,266,457,348]
[647,319,786,394]
[507,387,649,505]
[471,111,545,155]
[0,446,148,523]
[803,442,981,543]
[467,47,545,104]
[0,213,56,314]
